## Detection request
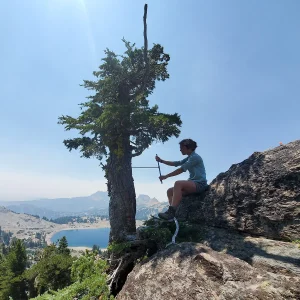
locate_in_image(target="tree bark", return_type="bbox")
[107,137,136,242]
[106,4,149,243]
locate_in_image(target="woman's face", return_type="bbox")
[180,145,189,155]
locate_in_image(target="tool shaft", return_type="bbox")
[132,167,158,168]
[156,154,163,184]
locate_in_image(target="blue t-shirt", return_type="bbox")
[172,151,207,184]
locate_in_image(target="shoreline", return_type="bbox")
[68,246,107,257]
[68,246,107,251]
[69,246,93,251]
[45,220,144,246]
[45,223,110,245]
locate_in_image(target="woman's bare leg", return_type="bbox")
[167,187,173,205]
[172,180,197,207]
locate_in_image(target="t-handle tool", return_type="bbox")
[132,155,163,184]
[156,154,163,184]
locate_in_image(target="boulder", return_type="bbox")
[196,225,300,277]
[137,222,300,276]
[176,140,300,241]
[117,242,300,300]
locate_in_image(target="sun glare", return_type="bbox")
[47,0,98,65]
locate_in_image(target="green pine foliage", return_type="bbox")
[107,241,131,255]
[32,252,113,300]
[25,242,74,297]
[71,252,107,282]
[57,236,70,255]
[143,217,203,249]
[58,39,181,160]
[0,239,27,300]
[0,229,13,246]
[7,239,27,275]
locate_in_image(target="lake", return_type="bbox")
[51,228,110,248]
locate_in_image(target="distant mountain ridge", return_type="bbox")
[136,194,160,207]
[0,192,168,220]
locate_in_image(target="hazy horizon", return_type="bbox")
[0,186,166,203]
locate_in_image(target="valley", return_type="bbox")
[0,192,167,249]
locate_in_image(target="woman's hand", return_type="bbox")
[155,155,162,163]
[159,175,168,181]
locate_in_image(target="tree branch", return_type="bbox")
[130,140,137,146]
[131,4,150,100]
[143,4,148,66]
[132,150,144,157]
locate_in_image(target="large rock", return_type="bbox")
[116,242,300,300]
[176,140,300,241]
[196,225,300,277]
[137,222,300,276]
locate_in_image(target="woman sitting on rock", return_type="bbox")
[155,138,208,220]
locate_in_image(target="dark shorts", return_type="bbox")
[194,181,208,193]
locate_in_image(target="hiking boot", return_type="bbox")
[158,206,176,221]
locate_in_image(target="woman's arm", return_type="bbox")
[160,168,183,181]
[155,155,175,166]
[166,168,183,178]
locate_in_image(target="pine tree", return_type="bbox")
[7,239,27,275]
[58,4,182,242]
[0,239,27,300]
[24,243,74,296]
[57,236,70,255]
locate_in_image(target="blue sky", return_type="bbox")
[1,0,299,201]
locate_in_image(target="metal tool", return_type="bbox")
[156,154,162,184]
[132,154,163,184]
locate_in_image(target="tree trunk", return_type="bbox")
[107,137,136,242]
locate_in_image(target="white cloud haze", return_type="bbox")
[0,170,168,202]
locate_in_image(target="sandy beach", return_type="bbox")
[67,246,108,257]
[69,246,93,251]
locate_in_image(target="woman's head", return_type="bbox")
[179,139,197,154]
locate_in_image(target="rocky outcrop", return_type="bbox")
[113,141,300,298]
[117,242,300,300]
[194,225,300,277]
[176,140,300,241]
[113,222,300,296]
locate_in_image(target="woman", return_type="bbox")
[155,138,208,220]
